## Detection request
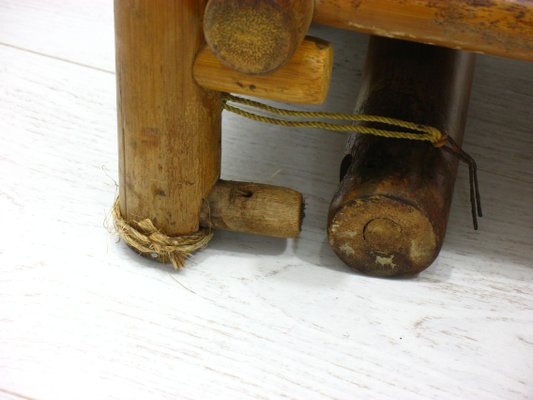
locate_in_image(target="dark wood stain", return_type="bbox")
[328,37,476,277]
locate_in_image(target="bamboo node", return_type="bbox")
[112,198,213,269]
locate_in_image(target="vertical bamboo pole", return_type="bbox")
[115,0,221,236]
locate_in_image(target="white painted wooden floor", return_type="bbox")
[1,1,532,399]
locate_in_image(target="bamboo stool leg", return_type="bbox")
[113,1,307,268]
[328,37,476,277]
[114,1,220,256]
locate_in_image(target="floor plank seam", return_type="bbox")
[0,42,115,75]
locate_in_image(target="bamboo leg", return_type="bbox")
[328,37,476,277]
[114,1,220,238]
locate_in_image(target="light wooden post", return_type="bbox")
[114,0,221,236]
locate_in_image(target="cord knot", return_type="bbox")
[112,199,213,269]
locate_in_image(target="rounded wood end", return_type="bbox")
[204,2,297,75]
[328,196,438,276]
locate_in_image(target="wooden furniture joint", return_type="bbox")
[113,0,530,274]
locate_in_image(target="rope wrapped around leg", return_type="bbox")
[112,198,213,269]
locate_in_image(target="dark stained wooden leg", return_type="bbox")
[328,37,476,277]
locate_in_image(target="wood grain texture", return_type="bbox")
[200,180,303,237]
[115,0,221,235]
[204,0,314,74]
[0,1,533,399]
[194,37,333,104]
[328,37,476,276]
[314,0,533,62]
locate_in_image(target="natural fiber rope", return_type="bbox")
[112,198,213,269]
[221,93,481,229]
[221,93,448,147]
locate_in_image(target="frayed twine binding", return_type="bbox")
[112,198,213,269]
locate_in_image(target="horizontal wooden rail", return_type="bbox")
[194,37,333,104]
[314,0,533,62]
[328,37,476,276]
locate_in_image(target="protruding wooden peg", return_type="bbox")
[328,37,476,277]
[194,37,333,104]
[204,0,314,75]
[200,180,304,238]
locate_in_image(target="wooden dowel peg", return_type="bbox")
[328,37,476,277]
[204,0,314,75]
[115,0,220,236]
[314,0,533,62]
[200,180,304,238]
[194,37,333,104]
